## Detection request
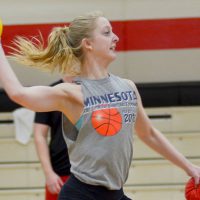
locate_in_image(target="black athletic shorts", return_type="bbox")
[58,174,132,200]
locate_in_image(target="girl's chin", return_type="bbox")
[104,53,117,63]
[109,52,117,59]
[111,54,117,60]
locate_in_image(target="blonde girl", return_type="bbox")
[0,11,200,200]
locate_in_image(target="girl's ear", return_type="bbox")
[81,38,92,51]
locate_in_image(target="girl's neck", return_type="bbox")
[81,60,109,80]
[80,70,108,79]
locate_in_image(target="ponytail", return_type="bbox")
[11,26,80,75]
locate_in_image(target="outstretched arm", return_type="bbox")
[128,80,200,185]
[0,44,80,115]
[0,45,66,112]
[0,44,83,125]
[0,45,60,110]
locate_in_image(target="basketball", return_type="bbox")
[185,178,200,200]
[0,18,3,38]
[91,108,122,136]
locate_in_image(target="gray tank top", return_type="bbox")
[62,74,137,189]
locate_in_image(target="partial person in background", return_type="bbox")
[0,11,200,200]
[34,76,73,200]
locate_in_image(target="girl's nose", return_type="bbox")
[113,33,119,43]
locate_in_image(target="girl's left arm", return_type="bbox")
[128,80,200,185]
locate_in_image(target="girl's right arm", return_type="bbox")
[0,44,67,112]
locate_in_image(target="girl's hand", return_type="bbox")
[186,164,200,186]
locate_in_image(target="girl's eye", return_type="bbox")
[104,31,110,35]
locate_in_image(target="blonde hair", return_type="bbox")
[11,11,104,75]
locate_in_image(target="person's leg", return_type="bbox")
[59,174,126,200]
[58,175,94,200]
[58,182,94,200]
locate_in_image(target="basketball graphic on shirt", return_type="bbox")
[91,108,122,136]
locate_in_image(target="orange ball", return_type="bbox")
[185,178,200,200]
[0,18,3,38]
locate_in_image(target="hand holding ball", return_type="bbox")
[185,178,200,200]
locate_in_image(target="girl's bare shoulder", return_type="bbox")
[54,82,83,101]
[54,82,81,91]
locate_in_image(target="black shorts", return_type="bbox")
[58,174,132,200]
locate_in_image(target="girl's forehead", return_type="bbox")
[96,17,112,28]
